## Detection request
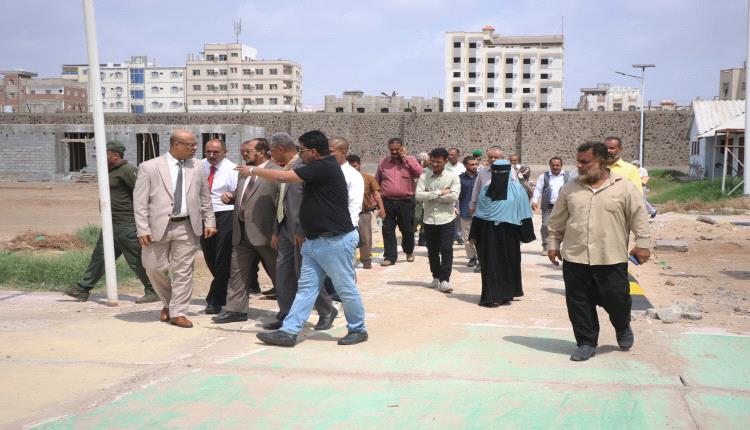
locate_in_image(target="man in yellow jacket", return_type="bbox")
[604,136,643,195]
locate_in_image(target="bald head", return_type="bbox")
[169,129,197,160]
[486,146,504,164]
[329,136,350,164]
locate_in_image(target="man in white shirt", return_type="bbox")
[632,160,657,218]
[446,147,466,175]
[200,139,238,314]
[532,157,568,253]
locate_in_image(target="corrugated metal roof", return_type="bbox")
[692,99,745,138]
[715,113,746,133]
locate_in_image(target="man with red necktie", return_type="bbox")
[200,138,238,314]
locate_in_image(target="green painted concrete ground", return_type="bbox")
[35,328,750,429]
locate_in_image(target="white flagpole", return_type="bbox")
[82,0,118,305]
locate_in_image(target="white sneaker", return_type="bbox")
[430,278,439,289]
[438,281,453,293]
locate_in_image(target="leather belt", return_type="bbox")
[319,232,337,237]
[170,216,190,223]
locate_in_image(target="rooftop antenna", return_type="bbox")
[233,19,242,43]
[561,16,564,36]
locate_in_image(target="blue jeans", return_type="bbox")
[281,230,366,334]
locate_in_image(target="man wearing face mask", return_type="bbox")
[547,141,650,362]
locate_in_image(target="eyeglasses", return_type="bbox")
[299,148,311,153]
[205,150,223,155]
[178,141,198,148]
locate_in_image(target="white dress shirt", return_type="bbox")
[203,158,237,212]
[165,151,188,217]
[532,170,567,205]
[341,161,364,226]
[446,161,466,175]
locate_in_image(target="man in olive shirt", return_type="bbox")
[64,141,158,303]
[548,141,650,362]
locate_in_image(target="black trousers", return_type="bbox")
[382,198,415,262]
[200,210,233,307]
[562,260,631,347]
[424,220,456,282]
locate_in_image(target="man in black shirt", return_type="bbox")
[243,130,368,347]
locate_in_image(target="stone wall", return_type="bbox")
[0,111,693,176]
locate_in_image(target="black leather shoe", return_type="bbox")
[63,286,89,302]
[467,257,477,267]
[570,345,597,361]
[616,326,634,350]
[338,330,368,345]
[257,330,297,347]
[211,311,248,323]
[314,308,338,331]
[204,305,222,315]
[262,320,283,330]
[261,287,276,296]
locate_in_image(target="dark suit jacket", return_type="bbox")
[232,161,282,247]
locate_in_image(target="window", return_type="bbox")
[170,71,180,78]
[468,87,476,93]
[506,58,514,64]
[452,102,460,108]
[207,69,216,76]
[150,71,160,78]
[29,89,36,94]
[335,107,344,112]
[231,52,239,57]
[453,42,461,48]
[130,90,144,99]
[469,42,477,48]
[381,108,389,113]
[242,98,251,104]
[523,73,531,79]
[230,67,237,73]
[505,87,513,94]
[219,84,228,90]
[255,84,264,90]
[270,69,278,75]
[255,69,264,75]
[453,86,460,93]
[207,84,217,91]
[130,68,144,84]
[356,107,365,113]
[541,73,549,79]
[170,101,179,109]
[219,69,227,75]
[522,102,530,109]
[192,70,200,76]
[193,85,201,91]
[469,72,476,78]
[270,98,278,105]
[469,57,476,63]
[151,101,161,108]
[505,73,513,79]
[487,72,495,79]
[487,87,495,93]
[206,55,215,61]
[541,58,549,65]
[453,72,460,78]
[453,57,460,63]
[424,108,432,112]
[488,58,495,64]
[540,87,548,94]
[132,105,145,113]
[269,84,278,90]
[193,99,202,105]
[505,102,513,108]
[597,106,605,111]
[230,83,238,89]
[219,99,228,105]
[219,54,227,61]
[243,84,252,90]
[487,102,495,108]
[45,89,52,95]
[151,86,160,93]
[523,58,531,65]
[628,105,637,111]
[114,71,123,79]
[523,88,530,94]
[255,98,264,104]
[468,101,476,107]
[116,101,123,108]
[243,69,252,75]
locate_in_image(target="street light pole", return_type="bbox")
[616,64,655,167]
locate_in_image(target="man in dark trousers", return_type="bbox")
[64,140,158,303]
[252,130,367,347]
[531,157,569,254]
[375,138,423,266]
[548,142,650,362]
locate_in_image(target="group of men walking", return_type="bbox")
[64,129,652,361]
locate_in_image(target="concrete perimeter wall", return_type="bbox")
[0,111,693,176]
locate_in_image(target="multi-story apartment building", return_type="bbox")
[0,70,37,113]
[324,91,443,113]
[719,67,746,100]
[61,56,185,113]
[185,43,302,112]
[578,83,640,111]
[445,26,564,112]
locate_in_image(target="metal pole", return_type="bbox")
[722,136,729,193]
[745,0,750,195]
[82,0,118,306]
[639,69,645,167]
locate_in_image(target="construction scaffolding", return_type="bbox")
[713,127,745,195]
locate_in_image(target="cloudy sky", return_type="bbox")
[0,0,745,107]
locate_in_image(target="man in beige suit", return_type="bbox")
[212,138,281,323]
[134,129,216,328]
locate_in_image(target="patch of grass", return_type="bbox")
[75,224,101,247]
[646,169,750,213]
[0,249,135,290]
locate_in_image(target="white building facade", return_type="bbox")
[185,43,302,113]
[324,91,443,113]
[445,26,564,112]
[578,83,641,112]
